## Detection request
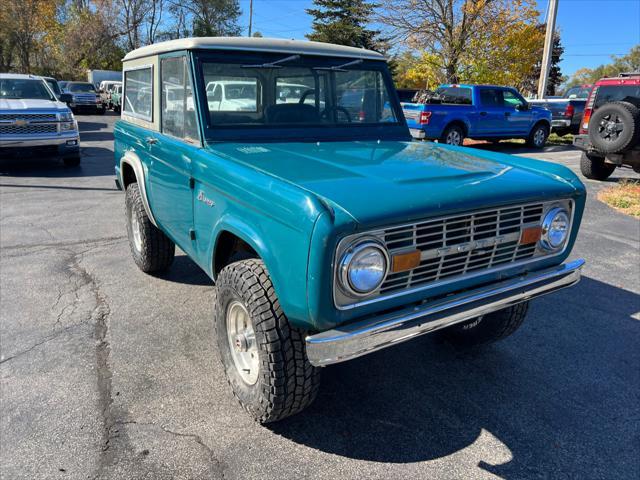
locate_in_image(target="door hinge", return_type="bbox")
[189,178,195,189]
[189,229,196,241]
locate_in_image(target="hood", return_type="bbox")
[209,140,581,225]
[0,98,68,112]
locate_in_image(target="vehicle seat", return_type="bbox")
[265,104,319,124]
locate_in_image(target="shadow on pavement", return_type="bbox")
[467,141,577,155]
[269,275,639,477]
[79,131,115,142]
[156,254,213,287]
[0,147,115,178]
[77,120,109,131]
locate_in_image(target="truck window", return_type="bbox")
[435,87,472,105]
[335,70,396,123]
[161,56,199,141]
[594,85,640,109]
[502,90,525,108]
[479,88,503,107]
[124,66,153,121]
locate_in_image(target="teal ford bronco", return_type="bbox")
[114,38,586,423]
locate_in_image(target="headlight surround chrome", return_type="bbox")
[339,241,389,296]
[58,111,73,122]
[540,207,570,251]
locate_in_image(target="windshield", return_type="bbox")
[68,83,96,93]
[0,78,55,100]
[564,86,591,99]
[196,53,404,141]
[45,79,61,96]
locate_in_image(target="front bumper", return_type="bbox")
[0,133,80,158]
[306,259,584,366]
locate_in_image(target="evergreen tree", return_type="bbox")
[306,0,385,52]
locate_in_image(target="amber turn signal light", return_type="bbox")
[520,226,542,245]
[391,250,421,273]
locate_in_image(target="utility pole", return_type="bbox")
[537,0,559,99]
[248,0,253,37]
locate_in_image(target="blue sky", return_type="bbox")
[237,0,640,78]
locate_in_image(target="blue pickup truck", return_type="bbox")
[403,84,552,148]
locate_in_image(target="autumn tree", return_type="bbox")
[306,0,386,52]
[379,0,544,87]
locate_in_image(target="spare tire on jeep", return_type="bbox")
[588,101,640,154]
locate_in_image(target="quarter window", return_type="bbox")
[124,66,153,121]
[161,56,199,141]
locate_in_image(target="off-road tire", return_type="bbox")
[527,122,549,148]
[580,151,616,180]
[589,101,640,154]
[441,302,529,347]
[440,124,465,146]
[63,155,81,167]
[214,259,321,423]
[125,183,175,273]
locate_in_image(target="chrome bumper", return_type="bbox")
[0,133,79,148]
[306,259,584,366]
[552,119,571,128]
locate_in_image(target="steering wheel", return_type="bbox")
[298,89,316,104]
[320,106,352,123]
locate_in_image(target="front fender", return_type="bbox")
[119,151,158,226]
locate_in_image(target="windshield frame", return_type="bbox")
[191,50,409,143]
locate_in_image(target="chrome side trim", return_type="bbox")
[307,259,584,366]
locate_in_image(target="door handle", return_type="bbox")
[146,137,158,145]
[480,111,487,116]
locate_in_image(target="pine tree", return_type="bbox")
[306,0,386,52]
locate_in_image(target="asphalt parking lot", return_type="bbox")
[1,113,639,480]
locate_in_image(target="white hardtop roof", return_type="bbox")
[123,37,385,62]
[0,73,46,80]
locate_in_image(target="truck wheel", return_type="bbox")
[441,302,529,347]
[63,155,81,167]
[588,101,640,154]
[527,123,549,148]
[125,183,175,273]
[440,124,465,146]
[580,151,616,180]
[214,258,321,423]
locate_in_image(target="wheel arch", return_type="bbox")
[119,152,157,226]
[444,119,469,137]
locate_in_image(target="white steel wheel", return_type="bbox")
[225,300,259,385]
[130,211,143,253]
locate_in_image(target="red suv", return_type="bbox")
[573,73,640,180]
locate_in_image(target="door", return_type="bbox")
[147,54,200,254]
[477,87,509,135]
[501,88,533,135]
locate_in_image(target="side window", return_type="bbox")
[161,56,199,142]
[479,88,503,107]
[124,66,153,120]
[335,70,396,124]
[438,87,472,105]
[503,90,525,108]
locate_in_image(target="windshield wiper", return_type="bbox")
[242,54,300,69]
[313,59,363,72]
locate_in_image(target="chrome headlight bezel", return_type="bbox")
[338,240,389,297]
[540,206,570,251]
[58,111,73,122]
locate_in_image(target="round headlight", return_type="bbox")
[541,207,570,250]
[340,242,388,295]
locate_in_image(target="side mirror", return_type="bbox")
[516,103,528,111]
[59,93,72,103]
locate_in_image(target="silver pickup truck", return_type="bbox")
[0,73,81,166]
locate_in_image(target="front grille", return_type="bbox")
[0,124,58,135]
[379,203,545,294]
[0,113,57,122]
